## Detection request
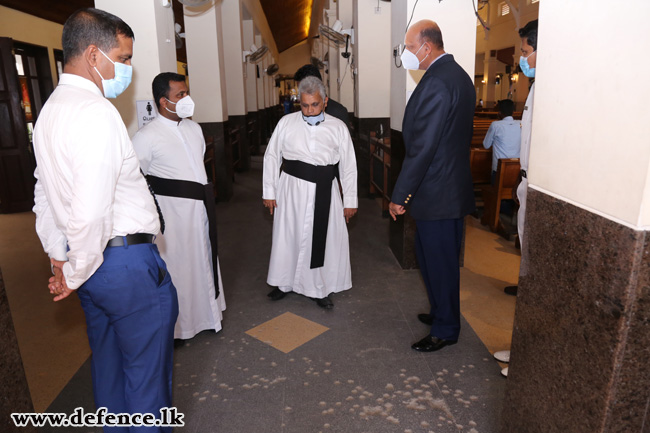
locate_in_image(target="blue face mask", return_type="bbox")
[519,51,536,78]
[94,48,133,98]
[302,111,325,126]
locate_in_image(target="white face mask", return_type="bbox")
[401,43,428,70]
[165,95,195,118]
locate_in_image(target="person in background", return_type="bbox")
[495,18,539,377]
[294,64,350,126]
[483,98,521,185]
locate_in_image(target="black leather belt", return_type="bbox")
[520,169,527,178]
[106,233,155,248]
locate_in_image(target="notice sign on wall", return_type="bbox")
[137,100,158,129]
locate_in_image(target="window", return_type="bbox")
[499,2,510,16]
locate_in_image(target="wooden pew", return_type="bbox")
[470,147,492,185]
[480,158,520,232]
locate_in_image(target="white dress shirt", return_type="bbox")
[33,73,159,290]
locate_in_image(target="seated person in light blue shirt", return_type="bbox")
[483,99,521,184]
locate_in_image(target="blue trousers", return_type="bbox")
[414,218,464,341]
[76,242,178,432]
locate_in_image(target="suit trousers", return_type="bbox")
[76,242,178,432]
[414,218,464,341]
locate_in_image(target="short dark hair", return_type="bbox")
[62,8,134,65]
[518,19,538,51]
[420,25,444,50]
[497,99,515,117]
[152,72,187,109]
[294,64,322,82]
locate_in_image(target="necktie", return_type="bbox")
[141,169,165,234]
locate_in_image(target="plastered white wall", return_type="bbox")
[354,0,391,118]
[221,0,247,116]
[95,0,177,135]
[530,1,650,229]
[390,0,476,131]
[183,1,229,123]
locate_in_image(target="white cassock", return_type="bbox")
[132,115,226,339]
[263,111,358,299]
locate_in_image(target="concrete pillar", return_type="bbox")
[222,0,250,171]
[388,0,476,268]
[352,0,392,201]
[482,56,498,109]
[94,0,176,135]
[501,2,650,432]
[183,2,232,200]
[242,18,260,155]
[336,0,354,114]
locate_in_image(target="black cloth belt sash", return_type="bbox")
[282,159,340,269]
[146,175,220,299]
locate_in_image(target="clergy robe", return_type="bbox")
[263,111,358,299]
[132,115,226,339]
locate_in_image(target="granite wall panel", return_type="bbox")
[501,188,650,433]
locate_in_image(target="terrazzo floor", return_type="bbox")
[2,156,520,432]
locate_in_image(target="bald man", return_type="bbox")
[389,20,475,352]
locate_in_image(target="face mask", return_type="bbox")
[401,43,428,70]
[94,48,132,98]
[302,111,325,126]
[519,51,536,78]
[165,95,195,118]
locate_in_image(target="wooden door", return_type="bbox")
[0,38,36,213]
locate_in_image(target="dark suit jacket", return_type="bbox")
[392,54,476,221]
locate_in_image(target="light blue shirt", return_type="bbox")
[482,116,521,171]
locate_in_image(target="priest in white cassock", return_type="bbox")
[132,72,225,339]
[263,76,357,309]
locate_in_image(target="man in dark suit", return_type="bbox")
[389,20,476,353]
[294,64,350,126]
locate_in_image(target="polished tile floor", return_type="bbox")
[1,157,520,432]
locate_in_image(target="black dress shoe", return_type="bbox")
[504,285,518,296]
[418,313,433,326]
[411,335,457,352]
[267,288,286,301]
[314,295,333,309]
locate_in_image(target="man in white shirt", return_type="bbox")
[132,72,226,341]
[483,99,521,184]
[263,76,357,309]
[494,19,539,377]
[32,9,178,430]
